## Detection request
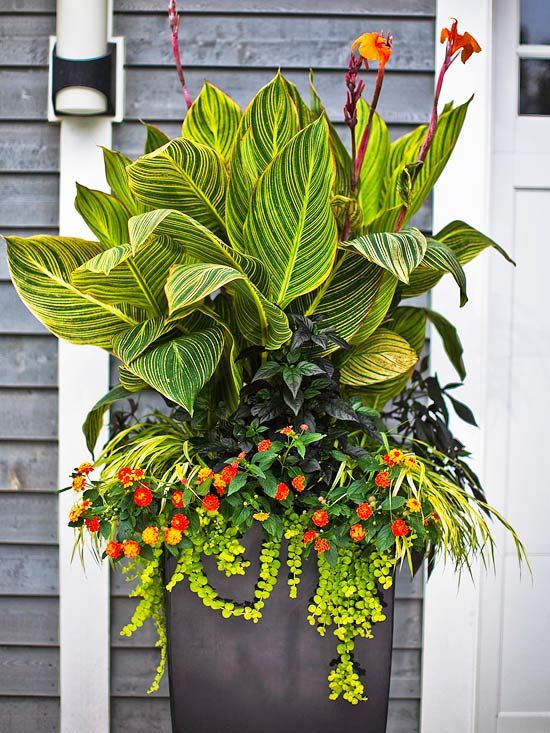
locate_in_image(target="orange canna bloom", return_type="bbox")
[440,19,481,63]
[352,31,392,68]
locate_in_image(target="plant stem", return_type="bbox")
[168,0,193,111]
[353,64,385,189]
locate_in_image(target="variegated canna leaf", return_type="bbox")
[102,148,138,214]
[125,327,225,413]
[5,235,139,348]
[112,316,172,364]
[127,138,227,235]
[143,122,171,154]
[182,81,241,163]
[343,227,427,284]
[356,99,390,225]
[339,327,418,387]
[244,116,338,307]
[75,184,130,248]
[166,263,291,350]
[82,384,135,455]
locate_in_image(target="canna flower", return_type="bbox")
[257,439,271,452]
[133,486,153,507]
[142,526,160,546]
[164,527,182,546]
[314,538,330,553]
[202,494,220,512]
[312,509,329,528]
[352,31,392,68]
[350,523,366,542]
[105,540,122,559]
[391,519,409,537]
[357,503,373,520]
[72,474,87,492]
[292,475,306,493]
[171,513,190,532]
[77,462,94,475]
[253,512,270,522]
[303,529,318,545]
[85,517,100,533]
[275,482,290,501]
[440,18,481,63]
[171,490,184,508]
[375,471,391,489]
[123,540,141,558]
[406,498,422,513]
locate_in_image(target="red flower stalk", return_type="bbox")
[168,0,193,111]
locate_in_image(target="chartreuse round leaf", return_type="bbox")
[166,263,290,350]
[244,116,338,308]
[5,235,138,348]
[126,137,227,235]
[343,227,427,284]
[182,81,241,163]
[339,328,418,387]
[226,73,300,251]
[125,327,225,413]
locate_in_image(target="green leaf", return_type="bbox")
[82,384,133,455]
[102,148,138,214]
[126,328,225,413]
[75,184,130,248]
[143,122,171,154]
[227,472,248,496]
[390,306,427,354]
[127,137,227,235]
[5,235,138,348]
[262,514,284,540]
[421,238,468,306]
[118,366,149,392]
[282,366,302,398]
[182,81,241,163]
[343,227,427,284]
[448,396,478,426]
[357,99,390,224]
[112,317,171,364]
[226,73,301,251]
[425,308,466,380]
[244,117,338,307]
[258,473,279,497]
[376,524,396,552]
[339,328,418,387]
[381,495,406,510]
[166,262,291,350]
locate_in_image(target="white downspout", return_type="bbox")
[55,1,119,730]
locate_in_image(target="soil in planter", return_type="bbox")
[165,528,395,733]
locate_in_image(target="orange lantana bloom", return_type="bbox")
[440,19,481,63]
[352,31,392,68]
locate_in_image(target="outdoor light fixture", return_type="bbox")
[48,0,124,121]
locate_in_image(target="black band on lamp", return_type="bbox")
[52,42,117,116]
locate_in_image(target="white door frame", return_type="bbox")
[422,0,495,731]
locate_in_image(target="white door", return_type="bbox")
[476,1,550,731]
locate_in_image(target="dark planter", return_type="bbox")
[165,529,396,733]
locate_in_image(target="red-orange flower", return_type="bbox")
[352,31,392,68]
[314,538,330,553]
[171,513,190,532]
[391,519,409,537]
[133,486,153,507]
[133,468,145,480]
[77,461,94,475]
[299,423,309,432]
[72,474,87,492]
[257,439,271,452]
[142,526,160,545]
[292,475,306,493]
[117,466,134,485]
[164,527,182,546]
[202,494,220,512]
[221,464,239,484]
[85,517,100,533]
[171,490,184,508]
[375,471,391,489]
[312,509,329,528]
[303,529,318,545]
[357,503,373,520]
[197,467,214,484]
[440,18,481,63]
[279,426,295,436]
[275,482,289,501]
[105,540,122,559]
[123,540,141,558]
[350,523,366,542]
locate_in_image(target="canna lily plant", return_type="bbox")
[5,14,526,706]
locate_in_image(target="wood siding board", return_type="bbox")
[0,388,58,440]
[0,491,57,544]
[0,440,58,492]
[0,15,54,67]
[0,335,57,387]
[0,173,59,228]
[0,545,58,596]
[0,283,49,334]
[0,697,60,733]
[0,646,59,696]
[0,123,60,173]
[0,597,59,646]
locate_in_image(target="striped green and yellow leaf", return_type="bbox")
[127,138,227,235]
[83,384,135,455]
[182,81,241,164]
[339,328,418,387]
[243,116,338,307]
[143,122,171,154]
[5,235,138,348]
[75,184,130,248]
[356,99,390,224]
[102,148,138,214]
[343,227,427,284]
[112,316,172,364]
